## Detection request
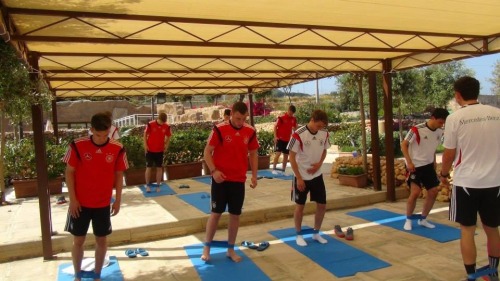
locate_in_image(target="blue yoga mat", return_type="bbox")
[184,243,271,281]
[58,256,123,281]
[269,226,390,278]
[257,170,293,180]
[177,192,212,214]
[346,208,461,243]
[138,183,176,197]
[193,176,212,185]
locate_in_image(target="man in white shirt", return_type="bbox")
[401,108,449,231]
[440,76,500,281]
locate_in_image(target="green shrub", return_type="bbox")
[120,132,146,168]
[164,128,211,165]
[338,166,365,175]
[257,130,274,156]
[294,102,341,124]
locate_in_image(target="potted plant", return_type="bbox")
[163,128,210,180]
[4,138,66,198]
[256,129,274,170]
[337,165,368,188]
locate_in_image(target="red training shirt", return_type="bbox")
[276,113,297,142]
[208,122,259,182]
[63,137,128,208]
[145,120,171,153]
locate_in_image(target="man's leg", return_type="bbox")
[421,186,438,217]
[404,183,421,230]
[155,166,163,191]
[201,212,222,261]
[94,236,107,281]
[461,224,477,265]
[484,225,500,277]
[282,153,289,171]
[312,203,328,244]
[273,152,281,170]
[72,235,86,281]
[226,214,242,262]
[145,167,152,192]
[294,204,307,246]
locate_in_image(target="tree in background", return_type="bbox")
[490,60,500,96]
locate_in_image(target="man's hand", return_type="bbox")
[296,178,306,191]
[212,170,227,183]
[69,199,82,218]
[111,201,121,216]
[306,162,322,174]
[406,162,416,173]
[250,176,258,189]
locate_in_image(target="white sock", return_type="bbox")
[403,219,412,230]
[296,235,307,246]
[312,233,328,244]
[418,219,436,229]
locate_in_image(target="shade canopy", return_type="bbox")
[1,0,499,98]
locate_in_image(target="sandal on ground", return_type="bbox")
[256,241,270,251]
[125,249,137,258]
[136,248,149,256]
[241,241,258,250]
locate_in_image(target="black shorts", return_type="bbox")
[406,163,439,190]
[146,151,164,167]
[291,175,326,205]
[449,185,500,227]
[64,206,112,237]
[211,180,245,215]
[275,139,290,154]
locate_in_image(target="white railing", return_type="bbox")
[114,114,174,127]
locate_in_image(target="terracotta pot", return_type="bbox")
[338,174,368,188]
[124,167,159,186]
[248,155,271,171]
[13,177,63,198]
[165,161,203,180]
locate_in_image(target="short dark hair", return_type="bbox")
[431,108,449,120]
[232,101,248,115]
[158,112,167,122]
[454,76,480,101]
[91,113,111,131]
[311,109,328,125]
[223,109,231,116]
[288,105,296,113]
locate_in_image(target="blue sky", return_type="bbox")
[294,53,500,95]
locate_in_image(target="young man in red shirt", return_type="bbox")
[201,101,259,263]
[273,105,298,175]
[143,112,171,192]
[63,112,128,281]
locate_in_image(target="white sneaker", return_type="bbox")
[296,235,307,246]
[312,234,328,244]
[418,219,435,229]
[403,219,412,231]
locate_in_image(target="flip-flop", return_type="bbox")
[135,248,149,256]
[256,241,270,251]
[179,184,190,189]
[125,249,137,258]
[241,241,258,250]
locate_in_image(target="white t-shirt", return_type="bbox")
[287,125,331,180]
[443,103,500,188]
[404,122,443,167]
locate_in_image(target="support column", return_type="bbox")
[51,98,59,144]
[382,60,395,201]
[368,72,381,191]
[248,88,255,127]
[28,51,54,260]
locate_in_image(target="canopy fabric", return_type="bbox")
[1,0,499,97]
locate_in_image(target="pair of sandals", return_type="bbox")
[241,241,270,251]
[125,248,149,258]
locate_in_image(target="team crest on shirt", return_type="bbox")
[305,140,311,146]
[320,139,324,145]
[243,137,249,144]
[84,153,92,161]
[105,154,114,163]
[225,135,232,142]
